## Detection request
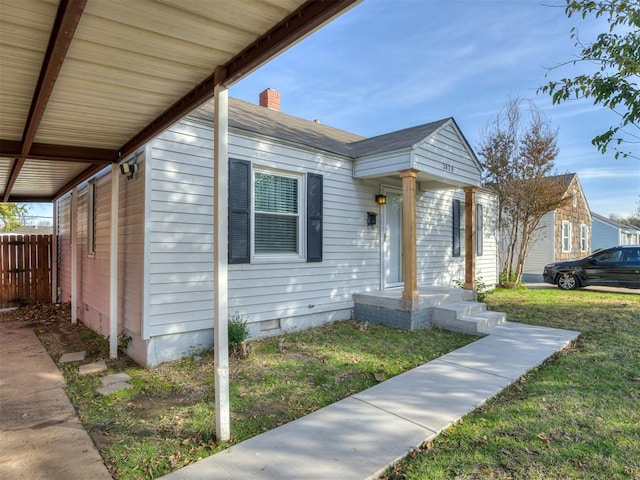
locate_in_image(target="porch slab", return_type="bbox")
[353,286,475,330]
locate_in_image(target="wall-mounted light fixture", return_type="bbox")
[119,158,138,180]
[375,194,387,205]
[367,212,377,226]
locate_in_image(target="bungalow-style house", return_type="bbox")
[55,89,499,366]
[591,211,640,250]
[521,173,591,282]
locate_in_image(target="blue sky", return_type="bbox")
[230,0,639,218]
[28,0,638,223]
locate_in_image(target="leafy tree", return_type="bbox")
[539,0,640,159]
[0,203,28,232]
[610,195,640,226]
[479,99,567,286]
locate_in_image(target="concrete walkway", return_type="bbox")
[160,321,579,480]
[0,321,111,480]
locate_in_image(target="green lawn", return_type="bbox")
[40,311,476,479]
[382,287,640,480]
[28,287,640,479]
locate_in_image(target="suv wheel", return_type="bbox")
[557,273,579,290]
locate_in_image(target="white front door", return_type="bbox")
[382,188,403,288]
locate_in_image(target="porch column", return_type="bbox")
[109,165,119,358]
[70,187,78,324]
[213,72,230,442]
[463,186,477,290]
[400,169,419,301]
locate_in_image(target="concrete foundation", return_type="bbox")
[353,286,475,331]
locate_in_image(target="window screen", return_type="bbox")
[254,172,299,254]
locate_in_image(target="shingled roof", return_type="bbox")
[192,98,452,159]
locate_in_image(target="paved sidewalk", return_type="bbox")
[0,321,111,480]
[160,321,579,480]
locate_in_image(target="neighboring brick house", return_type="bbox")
[521,173,592,282]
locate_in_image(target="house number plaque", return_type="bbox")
[442,162,454,173]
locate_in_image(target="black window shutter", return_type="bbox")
[452,199,461,257]
[476,204,483,256]
[307,173,323,262]
[228,158,251,264]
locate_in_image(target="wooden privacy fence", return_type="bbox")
[0,234,52,308]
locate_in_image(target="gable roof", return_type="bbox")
[591,211,638,231]
[550,173,577,192]
[226,98,364,157]
[349,119,451,157]
[193,99,454,160]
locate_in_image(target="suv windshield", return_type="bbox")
[593,249,622,263]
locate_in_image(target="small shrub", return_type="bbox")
[498,271,521,289]
[452,276,490,302]
[228,312,249,352]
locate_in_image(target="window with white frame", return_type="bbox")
[228,159,323,265]
[87,180,97,255]
[253,168,304,259]
[561,220,571,253]
[580,224,588,252]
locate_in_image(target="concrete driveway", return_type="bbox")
[0,321,111,480]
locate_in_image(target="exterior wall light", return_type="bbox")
[375,194,387,205]
[119,160,138,179]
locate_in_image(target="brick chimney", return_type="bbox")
[259,88,280,111]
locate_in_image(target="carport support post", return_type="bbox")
[213,77,230,441]
[400,169,419,301]
[109,165,119,358]
[70,187,78,323]
[463,186,476,291]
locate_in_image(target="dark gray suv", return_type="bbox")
[543,245,640,290]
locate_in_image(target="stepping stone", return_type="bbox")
[79,360,107,376]
[101,372,131,387]
[59,351,86,363]
[96,381,133,396]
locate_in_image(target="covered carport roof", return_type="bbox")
[0,0,359,203]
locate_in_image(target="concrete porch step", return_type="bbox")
[432,302,506,334]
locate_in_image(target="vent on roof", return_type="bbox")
[259,88,280,111]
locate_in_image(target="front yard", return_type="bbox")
[382,287,640,480]
[5,287,639,479]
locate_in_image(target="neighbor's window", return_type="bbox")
[87,180,97,255]
[561,220,571,253]
[580,224,588,252]
[253,169,303,258]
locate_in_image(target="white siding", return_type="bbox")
[353,150,412,178]
[522,212,555,275]
[415,188,498,288]
[145,115,500,340]
[146,120,215,338]
[146,119,381,337]
[228,130,380,328]
[352,121,482,187]
[476,190,499,287]
[413,123,481,187]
